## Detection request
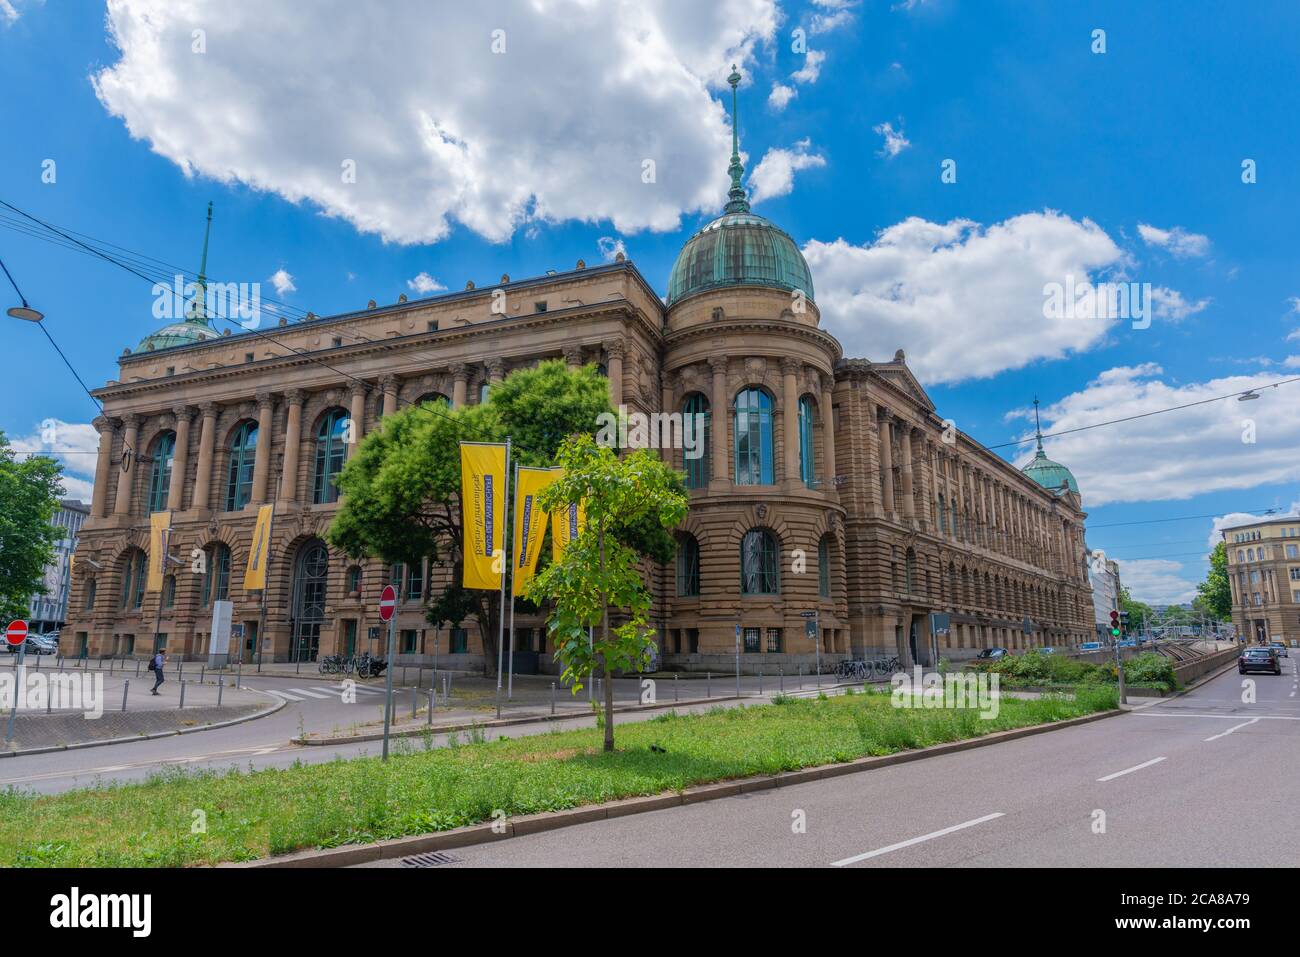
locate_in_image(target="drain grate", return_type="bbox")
[400,851,462,868]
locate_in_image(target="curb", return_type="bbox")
[0,698,286,758]
[229,705,1123,868]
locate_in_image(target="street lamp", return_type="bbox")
[7,304,43,322]
[1237,390,1260,401]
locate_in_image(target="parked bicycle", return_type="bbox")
[319,654,356,675]
[354,653,388,679]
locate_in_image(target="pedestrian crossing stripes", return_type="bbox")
[262,684,386,702]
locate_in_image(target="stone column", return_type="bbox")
[781,358,800,485]
[347,383,367,459]
[564,345,585,371]
[167,406,192,511]
[898,421,915,521]
[709,356,729,488]
[820,372,836,491]
[450,363,468,408]
[250,392,275,505]
[486,357,506,385]
[191,403,218,512]
[91,416,114,519]
[604,340,624,409]
[381,375,399,417]
[660,371,675,465]
[278,389,304,503]
[878,410,895,520]
[112,413,140,516]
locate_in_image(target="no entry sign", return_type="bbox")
[378,585,397,622]
[5,620,28,647]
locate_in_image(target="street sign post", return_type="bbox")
[799,610,820,681]
[379,584,397,760]
[5,621,28,744]
[734,624,741,696]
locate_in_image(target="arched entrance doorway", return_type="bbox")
[291,539,329,662]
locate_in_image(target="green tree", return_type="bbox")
[1118,585,1156,636]
[1195,541,1233,621]
[0,431,64,621]
[529,434,687,751]
[328,360,613,674]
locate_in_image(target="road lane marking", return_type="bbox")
[830,812,1005,867]
[264,689,305,701]
[290,688,331,699]
[1204,718,1260,741]
[1134,712,1300,720]
[1097,757,1166,782]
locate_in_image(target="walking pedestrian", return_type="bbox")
[149,649,166,695]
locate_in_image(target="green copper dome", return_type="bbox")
[135,317,222,353]
[1022,449,1079,495]
[667,211,814,305]
[666,63,814,307]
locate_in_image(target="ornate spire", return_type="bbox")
[724,64,750,214]
[1033,396,1045,455]
[187,201,214,323]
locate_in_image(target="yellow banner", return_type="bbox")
[147,511,171,592]
[461,443,507,590]
[551,493,585,563]
[243,503,275,590]
[513,467,560,596]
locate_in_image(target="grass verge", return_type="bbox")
[0,685,1117,867]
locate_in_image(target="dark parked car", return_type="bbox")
[1267,642,1288,658]
[1239,647,1281,675]
[974,648,1008,661]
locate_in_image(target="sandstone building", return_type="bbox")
[63,73,1093,668]
[1223,516,1300,646]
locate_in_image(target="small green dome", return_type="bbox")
[667,211,814,306]
[1022,449,1079,495]
[135,317,222,353]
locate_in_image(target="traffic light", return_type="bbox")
[1109,610,1121,639]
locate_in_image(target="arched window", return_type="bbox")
[163,574,176,609]
[676,534,701,597]
[798,395,816,486]
[225,421,258,512]
[346,565,362,593]
[202,543,231,606]
[740,528,779,594]
[733,388,774,485]
[84,578,97,611]
[417,392,450,409]
[313,408,350,504]
[119,549,146,609]
[937,493,947,534]
[905,548,917,594]
[147,431,175,513]
[818,535,831,598]
[681,393,710,489]
[292,540,330,662]
[479,382,490,404]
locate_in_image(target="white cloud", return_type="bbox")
[10,419,99,504]
[267,268,296,296]
[93,0,779,245]
[810,0,857,33]
[748,140,826,204]
[791,49,826,84]
[1137,223,1211,258]
[1114,559,1198,606]
[1150,285,1210,321]
[406,272,446,294]
[768,83,796,111]
[1013,364,1300,507]
[873,120,911,158]
[803,211,1127,383]
[0,1,18,24]
[597,236,627,262]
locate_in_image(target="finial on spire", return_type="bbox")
[724,64,749,214]
[1033,396,1045,454]
[188,201,215,324]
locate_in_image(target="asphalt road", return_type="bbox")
[363,655,1300,868]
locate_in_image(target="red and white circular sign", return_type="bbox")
[378,585,397,622]
[5,620,28,647]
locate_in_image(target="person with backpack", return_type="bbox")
[149,649,166,695]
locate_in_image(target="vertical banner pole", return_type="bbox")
[257,504,275,673]
[495,437,511,719]
[508,460,518,700]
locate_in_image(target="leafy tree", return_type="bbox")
[1195,541,1233,621]
[328,360,615,674]
[529,434,687,752]
[1118,586,1156,636]
[0,431,64,621]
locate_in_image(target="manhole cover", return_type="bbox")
[400,851,461,868]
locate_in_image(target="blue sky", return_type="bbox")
[2,0,1298,604]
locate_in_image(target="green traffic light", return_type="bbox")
[1111,628,1120,637]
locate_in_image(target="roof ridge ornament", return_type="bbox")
[724,64,750,214]
[1033,395,1045,456]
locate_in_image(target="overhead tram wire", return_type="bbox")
[0,198,542,456]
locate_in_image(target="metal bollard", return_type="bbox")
[427,687,435,726]
[707,672,711,698]
[108,657,114,675]
[121,680,129,712]
[136,659,142,677]
[237,658,243,689]
[295,655,301,674]
[411,686,417,719]
[217,675,224,707]
[551,681,556,715]
[758,668,763,696]
[780,666,784,694]
[200,664,206,685]
[674,674,679,702]
[178,681,186,709]
[178,660,184,681]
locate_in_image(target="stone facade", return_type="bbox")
[63,258,1094,668]
[1223,517,1300,646]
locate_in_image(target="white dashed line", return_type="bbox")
[1204,718,1261,741]
[1097,757,1166,782]
[830,813,1005,867]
